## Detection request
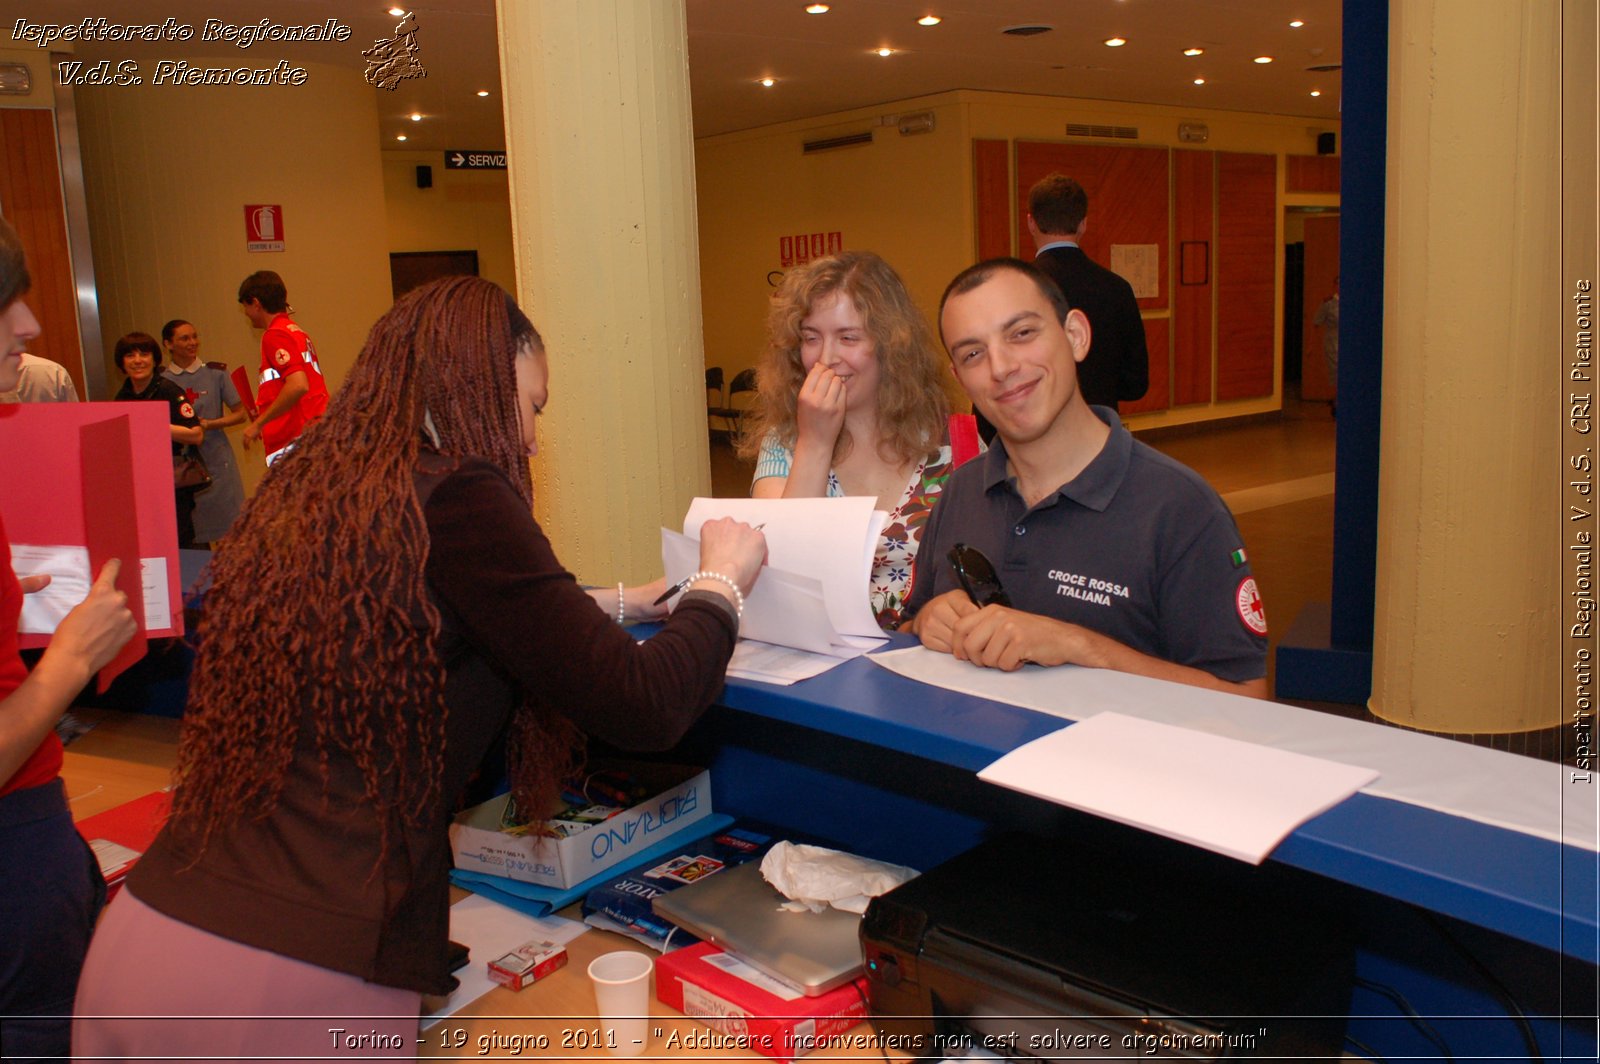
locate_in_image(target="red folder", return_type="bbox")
[231,365,258,419]
[74,789,172,898]
[0,403,182,688]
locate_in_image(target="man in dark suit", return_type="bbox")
[1025,173,1149,411]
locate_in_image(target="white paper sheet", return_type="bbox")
[138,556,171,630]
[12,544,89,634]
[11,544,171,633]
[681,497,887,639]
[725,640,858,685]
[663,530,852,655]
[421,896,587,1028]
[870,646,1600,852]
[979,711,1379,864]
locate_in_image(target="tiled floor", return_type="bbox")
[711,394,1344,703]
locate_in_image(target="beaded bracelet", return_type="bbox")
[686,570,744,619]
[616,582,626,625]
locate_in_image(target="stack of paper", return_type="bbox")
[663,498,890,677]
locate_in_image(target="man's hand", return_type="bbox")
[906,590,979,653]
[949,604,1083,672]
[913,592,1090,672]
[924,596,1271,698]
[18,574,51,595]
[241,419,261,449]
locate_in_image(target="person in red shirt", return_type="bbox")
[236,271,329,465]
[0,215,138,1061]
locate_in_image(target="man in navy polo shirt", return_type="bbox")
[904,258,1268,697]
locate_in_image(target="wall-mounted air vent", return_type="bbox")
[1065,124,1139,140]
[0,63,32,95]
[802,131,874,154]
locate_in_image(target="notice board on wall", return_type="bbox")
[0,402,182,685]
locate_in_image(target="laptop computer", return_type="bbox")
[651,859,864,996]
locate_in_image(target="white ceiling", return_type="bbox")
[55,0,1341,151]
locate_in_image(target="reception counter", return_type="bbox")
[656,637,1597,1060]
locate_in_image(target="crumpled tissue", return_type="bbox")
[758,841,918,915]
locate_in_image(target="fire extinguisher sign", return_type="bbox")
[245,205,285,253]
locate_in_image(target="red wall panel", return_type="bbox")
[973,139,1012,260]
[0,109,85,399]
[1215,152,1276,401]
[1173,149,1214,406]
[1285,154,1341,194]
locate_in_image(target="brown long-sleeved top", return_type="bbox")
[129,454,738,993]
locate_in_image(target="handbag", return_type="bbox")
[173,446,212,492]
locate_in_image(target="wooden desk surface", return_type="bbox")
[59,708,180,819]
[425,899,897,1061]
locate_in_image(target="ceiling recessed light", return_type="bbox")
[476,90,489,97]
[1253,55,1273,64]
[396,134,407,141]
[387,7,405,16]
[917,15,941,26]
[805,3,829,12]
[1193,77,1205,85]
[759,77,776,87]
[1309,89,1322,96]
[877,47,894,57]
[1183,47,1204,57]
[409,112,422,121]
[1104,37,1127,47]
[1289,20,1305,28]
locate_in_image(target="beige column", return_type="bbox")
[1370,0,1561,731]
[496,0,711,585]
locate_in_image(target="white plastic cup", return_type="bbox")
[587,950,653,1056]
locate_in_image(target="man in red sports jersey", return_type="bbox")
[237,270,329,466]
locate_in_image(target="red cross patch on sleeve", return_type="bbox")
[1236,576,1268,635]
[273,348,292,367]
[179,402,195,420]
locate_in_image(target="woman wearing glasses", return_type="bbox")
[741,251,978,629]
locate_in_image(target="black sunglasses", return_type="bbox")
[948,543,1011,608]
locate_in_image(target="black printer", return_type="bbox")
[861,833,1351,1061]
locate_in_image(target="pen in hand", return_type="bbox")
[652,523,764,605]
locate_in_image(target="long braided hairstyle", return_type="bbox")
[166,275,578,851]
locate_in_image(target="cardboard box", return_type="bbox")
[486,939,568,991]
[655,943,870,1063]
[449,762,712,888]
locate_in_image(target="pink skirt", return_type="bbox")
[73,890,422,1063]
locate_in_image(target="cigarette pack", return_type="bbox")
[486,939,568,991]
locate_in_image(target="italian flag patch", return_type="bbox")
[1230,548,1248,568]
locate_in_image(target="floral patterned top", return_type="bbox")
[752,427,977,629]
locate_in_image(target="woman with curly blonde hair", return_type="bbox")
[740,251,978,628]
[73,276,766,1059]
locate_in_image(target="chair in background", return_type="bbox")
[706,366,726,407]
[708,367,757,438]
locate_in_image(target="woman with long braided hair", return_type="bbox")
[73,276,766,1059]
